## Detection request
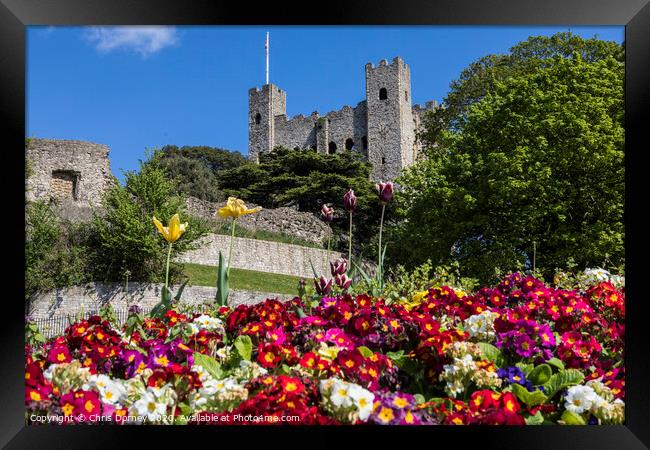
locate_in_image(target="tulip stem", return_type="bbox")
[228,218,236,275]
[165,242,173,291]
[378,203,386,288]
[348,211,353,268]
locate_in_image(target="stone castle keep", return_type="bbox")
[248,56,438,181]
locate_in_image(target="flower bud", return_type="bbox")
[335,273,352,290]
[376,181,394,204]
[314,276,333,296]
[321,204,334,223]
[343,189,357,213]
[330,258,348,277]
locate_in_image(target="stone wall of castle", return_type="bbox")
[185,196,333,245]
[173,233,344,278]
[26,138,115,208]
[248,57,438,181]
[28,282,291,326]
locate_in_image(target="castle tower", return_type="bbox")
[365,57,416,181]
[248,84,287,162]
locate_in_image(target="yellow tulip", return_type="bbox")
[153,213,188,243]
[217,197,261,219]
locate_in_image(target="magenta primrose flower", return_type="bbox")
[343,189,357,213]
[376,181,394,204]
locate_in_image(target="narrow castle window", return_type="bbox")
[381,157,386,165]
[255,113,261,124]
[362,136,368,151]
[405,90,408,101]
[379,88,388,100]
[345,138,354,151]
[328,142,337,154]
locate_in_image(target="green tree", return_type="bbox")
[218,147,383,253]
[88,161,210,283]
[152,153,225,202]
[392,53,624,283]
[25,200,90,301]
[419,32,624,156]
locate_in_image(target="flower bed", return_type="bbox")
[25,273,624,425]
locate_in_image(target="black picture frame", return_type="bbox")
[2,0,648,448]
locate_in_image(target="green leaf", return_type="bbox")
[151,286,173,318]
[233,335,252,361]
[516,362,534,375]
[528,364,552,385]
[511,383,547,407]
[543,369,585,401]
[560,410,586,425]
[193,353,223,379]
[351,260,372,285]
[546,358,565,372]
[477,342,505,367]
[215,251,229,307]
[413,393,425,405]
[309,259,320,278]
[174,278,189,303]
[524,410,544,425]
[357,346,374,358]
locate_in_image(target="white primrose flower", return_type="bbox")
[564,385,601,414]
[464,311,499,340]
[193,314,224,332]
[347,384,374,421]
[131,391,167,421]
[329,380,354,408]
[84,373,112,392]
[99,380,127,405]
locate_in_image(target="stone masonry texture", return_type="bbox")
[185,196,333,245]
[248,56,438,181]
[174,233,345,278]
[26,138,115,208]
[28,282,292,320]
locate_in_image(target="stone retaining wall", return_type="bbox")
[175,233,344,278]
[28,282,292,319]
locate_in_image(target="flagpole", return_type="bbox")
[265,32,269,85]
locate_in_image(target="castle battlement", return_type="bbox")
[248,57,437,180]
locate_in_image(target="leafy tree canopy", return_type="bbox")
[419,32,624,156]
[150,145,248,202]
[218,147,384,251]
[392,53,624,283]
[88,160,210,283]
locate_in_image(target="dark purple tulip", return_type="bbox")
[321,204,334,223]
[330,258,348,277]
[314,276,333,296]
[343,189,357,213]
[128,304,142,315]
[335,273,352,290]
[376,181,394,204]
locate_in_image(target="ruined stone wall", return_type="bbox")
[26,138,115,208]
[174,233,344,278]
[185,197,333,245]
[28,282,290,321]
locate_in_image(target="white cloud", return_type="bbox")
[84,26,179,57]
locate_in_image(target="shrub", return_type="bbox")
[25,200,91,301]
[87,161,210,283]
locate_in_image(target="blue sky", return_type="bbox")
[27,26,623,183]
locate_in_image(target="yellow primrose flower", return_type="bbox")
[217,197,261,219]
[153,213,188,243]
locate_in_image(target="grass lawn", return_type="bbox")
[181,263,301,296]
